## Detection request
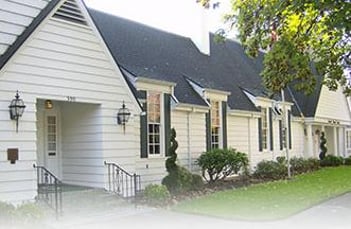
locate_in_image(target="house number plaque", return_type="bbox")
[66,96,76,102]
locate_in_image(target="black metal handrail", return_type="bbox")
[104,161,141,198]
[33,164,62,218]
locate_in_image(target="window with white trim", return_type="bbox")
[281,118,287,148]
[346,130,351,150]
[211,100,220,149]
[147,91,161,155]
[261,107,268,150]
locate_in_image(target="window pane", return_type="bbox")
[48,116,56,124]
[48,125,56,133]
[48,143,56,151]
[154,145,160,154]
[48,134,56,142]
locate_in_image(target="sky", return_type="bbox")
[84,0,232,38]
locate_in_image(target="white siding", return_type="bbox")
[0,13,140,202]
[172,110,206,171]
[315,85,351,122]
[227,115,274,169]
[0,0,51,55]
[227,114,305,169]
[136,110,206,187]
[290,120,304,158]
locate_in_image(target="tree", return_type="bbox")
[319,131,328,160]
[162,128,203,194]
[201,0,351,95]
[165,128,178,173]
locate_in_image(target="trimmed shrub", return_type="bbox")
[319,132,327,160]
[0,202,43,225]
[162,166,199,194]
[290,157,320,175]
[196,148,249,183]
[143,184,171,205]
[305,158,320,171]
[320,155,344,167]
[345,156,351,166]
[0,202,15,221]
[191,174,205,191]
[276,156,287,165]
[15,203,44,224]
[253,160,287,180]
[162,128,203,194]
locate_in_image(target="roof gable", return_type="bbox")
[0,0,61,70]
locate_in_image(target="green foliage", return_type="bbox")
[290,157,320,175]
[320,155,344,167]
[0,202,15,221]
[162,128,204,194]
[165,128,178,173]
[232,0,351,95]
[174,166,351,220]
[143,184,171,205]
[255,157,320,179]
[0,202,43,225]
[196,148,249,183]
[344,157,351,166]
[253,160,287,180]
[319,132,327,160]
[162,166,203,195]
[191,173,205,191]
[276,156,287,165]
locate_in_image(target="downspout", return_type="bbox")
[248,115,252,170]
[187,111,192,171]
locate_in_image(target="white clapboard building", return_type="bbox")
[1,0,350,204]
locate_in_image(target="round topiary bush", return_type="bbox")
[345,156,351,166]
[253,160,287,180]
[196,148,249,183]
[320,155,344,167]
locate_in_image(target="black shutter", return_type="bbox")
[206,100,211,151]
[222,101,227,149]
[279,120,283,150]
[258,117,263,152]
[164,94,171,156]
[269,108,273,151]
[288,110,292,149]
[140,91,148,158]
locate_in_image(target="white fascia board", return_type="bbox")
[135,77,176,94]
[228,109,261,118]
[174,103,209,113]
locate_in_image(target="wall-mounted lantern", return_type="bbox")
[117,101,131,133]
[9,91,26,132]
[45,100,53,109]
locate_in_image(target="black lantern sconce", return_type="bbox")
[9,91,26,133]
[117,101,131,133]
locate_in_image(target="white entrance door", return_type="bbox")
[45,115,61,178]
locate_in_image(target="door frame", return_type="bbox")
[43,105,62,179]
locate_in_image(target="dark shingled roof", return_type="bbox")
[288,75,323,117]
[89,9,321,115]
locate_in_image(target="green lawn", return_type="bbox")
[174,166,351,220]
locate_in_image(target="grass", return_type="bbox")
[174,166,351,221]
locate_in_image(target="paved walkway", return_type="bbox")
[44,192,351,229]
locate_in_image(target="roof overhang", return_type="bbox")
[174,103,209,113]
[135,77,176,94]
